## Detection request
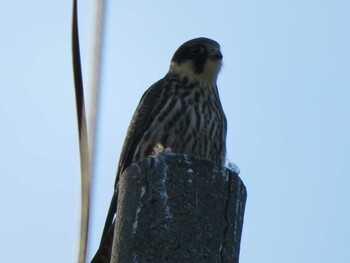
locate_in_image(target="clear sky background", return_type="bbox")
[1,0,349,262]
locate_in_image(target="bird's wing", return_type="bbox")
[115,77,167,183]
[97,75,169,249]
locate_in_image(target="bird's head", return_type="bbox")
[169,37,223,85]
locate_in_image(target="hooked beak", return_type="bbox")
[209,47,223,60]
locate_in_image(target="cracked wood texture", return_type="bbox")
[111,153,247,263]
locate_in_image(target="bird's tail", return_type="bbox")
[90,222,115,263]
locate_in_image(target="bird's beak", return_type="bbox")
[209,47,223,60]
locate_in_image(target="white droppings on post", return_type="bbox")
[140,186,146,198]
[184,155,194,184]
[161,171,172,220]
[227,161,240,175]
[132,206,141,235]
[159,156,173,221]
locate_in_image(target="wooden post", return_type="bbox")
[111,153,247,263]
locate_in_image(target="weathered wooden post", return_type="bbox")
[111,152,247,263]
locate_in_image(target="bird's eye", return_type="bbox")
[190,45,205,55]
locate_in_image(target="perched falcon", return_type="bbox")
[91,37,227,263]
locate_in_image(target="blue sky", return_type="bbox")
[1,1,349,262]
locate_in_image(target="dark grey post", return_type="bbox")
[111,153,247,263]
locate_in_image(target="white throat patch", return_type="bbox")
[169,59,222,86]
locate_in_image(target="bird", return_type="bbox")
[91,37,227,263]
